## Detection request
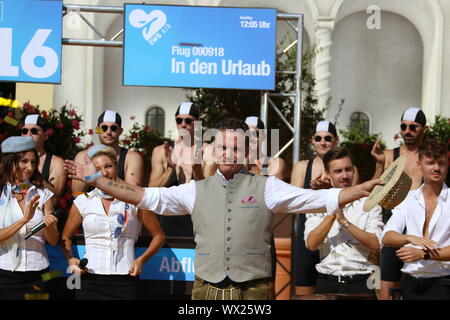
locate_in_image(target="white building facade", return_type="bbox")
[56,0,450,149]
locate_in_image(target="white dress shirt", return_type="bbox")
[304,198,383,276]
[383,183,450,278]
[74,192,142,275]
[0,198,50,272]
[137,170,341,217]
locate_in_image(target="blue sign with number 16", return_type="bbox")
[0,0,62,84]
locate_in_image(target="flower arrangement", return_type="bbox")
[0,102,88,160]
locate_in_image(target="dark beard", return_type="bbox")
[403,138,416,145]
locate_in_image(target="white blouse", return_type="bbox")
[0,197,50,272]
[74,191,142,275]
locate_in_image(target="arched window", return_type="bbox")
[146,106,165,135]
[350,111,370,133]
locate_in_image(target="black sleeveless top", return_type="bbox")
[304,159,314,189]
[393,147,400,161]
[117,148,128,180]
[42,153,53,182]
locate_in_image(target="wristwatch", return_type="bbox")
[423,250,430,260]
[341,220,352,230]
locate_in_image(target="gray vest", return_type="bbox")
[192,171,273,283]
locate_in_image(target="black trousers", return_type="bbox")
[401,273,450,300]
[0,268,48,300]
[380,208,404,282]
[75,273,139,300]
[316,273,376,297]
[293,214,320,286]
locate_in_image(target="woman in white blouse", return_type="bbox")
[61,146,165,300]
[0,136,58,300]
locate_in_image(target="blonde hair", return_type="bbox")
[91,146,118,166]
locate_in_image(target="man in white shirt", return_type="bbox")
[383,139,450,300]
[305,148,383,297]
[64,118,383,300]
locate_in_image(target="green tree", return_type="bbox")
[425,115,450,143]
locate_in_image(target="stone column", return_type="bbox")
[314,17,335,112]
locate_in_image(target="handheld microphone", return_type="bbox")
[24,209,64,240]
[78,258,88,269]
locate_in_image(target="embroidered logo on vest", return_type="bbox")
[239,195,259,208]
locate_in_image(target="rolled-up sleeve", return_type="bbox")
[381,202,407,240]
[304,214,326,245]
[265,176,341,215]
[364,205,384,242]
[137,181,196,215]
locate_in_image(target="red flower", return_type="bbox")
[57,122,63,129]
[26,105,36,114]
[88,129,94,135]
[69,109,77,117]
[144,126,150,131]
[46,128,54,136]
[0,134,4,142]
[123,139,131,145]
[73,137,81,144]
[71,119,80,130]
[7,112,14,118]
[131,132,138,139]
[41,110,49,119]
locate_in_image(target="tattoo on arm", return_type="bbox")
[105,180,136,192]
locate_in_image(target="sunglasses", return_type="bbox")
[314,135,333,142]
[21,128,40,135]
[400,124,421,132]
[101,125,119,132]
[176,118,193,125]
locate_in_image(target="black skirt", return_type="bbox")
[75,273,139,300]
[0,268,49,300]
